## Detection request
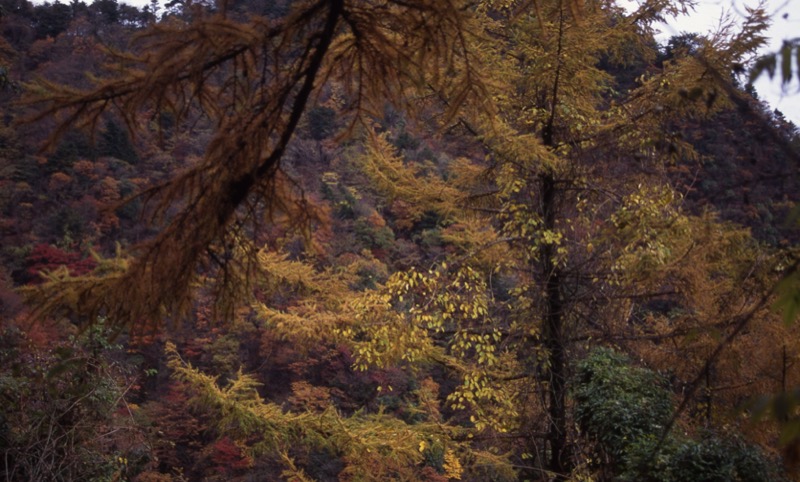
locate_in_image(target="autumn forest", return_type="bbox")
[2,0,800,480]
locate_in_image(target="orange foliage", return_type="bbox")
[48,171,72,191]
[72,159,98,180]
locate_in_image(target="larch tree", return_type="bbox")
[337,0,789,479]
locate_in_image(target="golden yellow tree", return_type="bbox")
[343,1,787,479]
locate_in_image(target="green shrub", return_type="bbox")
[573,348,786,481]
[620,433,784,482]
[573,348,672,460]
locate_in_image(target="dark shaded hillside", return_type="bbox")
[669,94,800,245]
[600,31,800,244]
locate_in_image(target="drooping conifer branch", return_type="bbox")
[22,0,491,332]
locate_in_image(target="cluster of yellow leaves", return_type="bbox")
[344,263,523,433]
[608,183,686,280]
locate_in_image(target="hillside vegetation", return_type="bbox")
[1,0,800,480]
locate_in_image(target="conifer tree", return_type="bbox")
[342,0,785,478]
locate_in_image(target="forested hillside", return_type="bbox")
[1,0,800,480]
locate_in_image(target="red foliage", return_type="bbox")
[209,437,251,472]
[23,319,62,348]
[24,244,96,283]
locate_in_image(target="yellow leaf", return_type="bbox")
[443,449,463,480]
